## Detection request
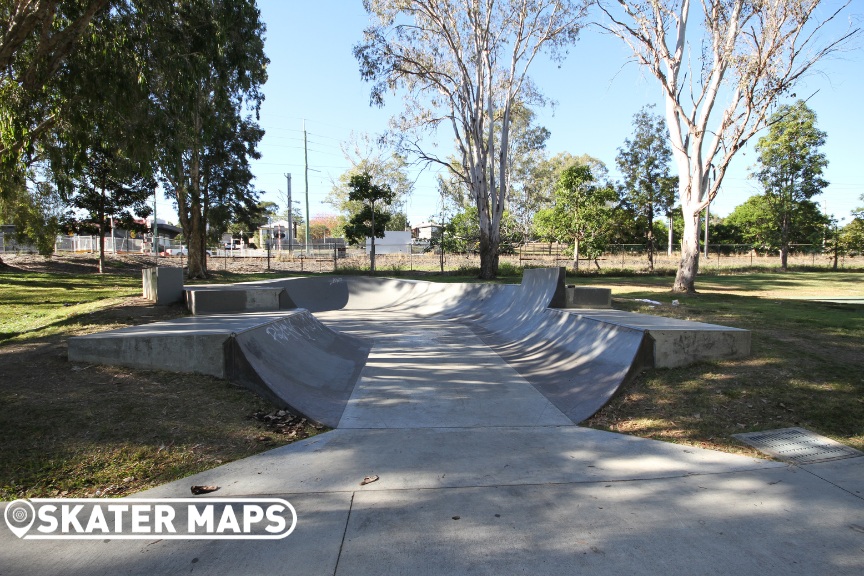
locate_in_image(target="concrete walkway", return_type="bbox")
[3,310,863,575]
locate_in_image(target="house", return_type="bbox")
[412,221,441,240]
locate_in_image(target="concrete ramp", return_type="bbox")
[228,310,371,427]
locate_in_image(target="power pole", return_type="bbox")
[285,173,293,254]
[153,192,158,263]
[304,121,310,256]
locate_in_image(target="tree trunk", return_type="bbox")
[98,185,106,274]
[673,206,700,293]
[667,215,673,256]
[647,211,655,272]
[370,203,376,273]
[477,224,499,279]
[780,211,790,271]
[573,237,579,271]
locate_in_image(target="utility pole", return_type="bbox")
[153,192,158,263]
[303,121,310,256]
[285,173,293,254]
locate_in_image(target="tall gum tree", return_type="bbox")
[136,0,267,279]
[355,0,589,279]
[599,0,859,292]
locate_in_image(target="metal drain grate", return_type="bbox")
[733,427,864,464]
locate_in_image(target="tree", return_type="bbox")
[600,1,858,292]
[496,102,551,240]
[309,213,344,240]
[343,172,396,272]
[326,132,414,233]
[724,194,827,256]
[0,170,65,256]
[0,0,113,267]
[533,164,618,269]
[140,0,267,279]
[45,5,157,273]
[355,0,589,279]
[840,196,864,257]
[751,100,828,270]
[616,105,676,271]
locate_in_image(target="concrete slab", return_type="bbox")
[329,315,573,429]
[337,469,864,576]
[801,457,864,498]
[137,427,776,499]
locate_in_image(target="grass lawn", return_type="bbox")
[0,268,319,501]
[1,264,861,500]
[577,271,864,455]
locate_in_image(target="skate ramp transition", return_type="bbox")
[202,268,664,425]
[228,311,371,427]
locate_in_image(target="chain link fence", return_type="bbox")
[2,233,858,273]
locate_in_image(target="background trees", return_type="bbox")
[1,1,268,277]
[326,133,412,236]
[616,105,675,272]
[355,0,589,279]
[751,100,828,271]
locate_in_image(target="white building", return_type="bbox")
[413,221,441,240]
[367,230,412,254]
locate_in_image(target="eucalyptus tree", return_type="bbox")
[45,3,156,273]
[599,0,858,292]
[616,105,675,271]
[138,0,267,278]
[355,0,589,279]
[0,0,110,170]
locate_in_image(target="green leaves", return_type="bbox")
[343,172,396,246]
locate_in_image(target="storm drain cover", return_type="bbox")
[733,427,864,464]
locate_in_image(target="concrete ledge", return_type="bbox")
[142,267,184,305]
[67,313,302,378]
[563,308,751,368]
[185,286,284,315]
[564,286,611,308]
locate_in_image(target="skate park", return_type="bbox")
[4,268,863,575]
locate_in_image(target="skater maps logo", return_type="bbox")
[4,498,296,540]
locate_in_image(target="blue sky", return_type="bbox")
[191,1,864,229]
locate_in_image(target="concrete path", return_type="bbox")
[3,309,863,575]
